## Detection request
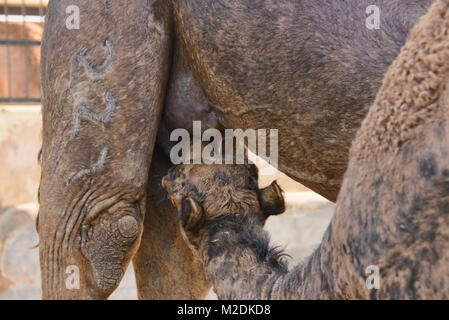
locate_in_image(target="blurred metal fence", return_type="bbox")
[0,0,47,104]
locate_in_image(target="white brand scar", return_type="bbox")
[69,39,114,89]
[72,91,117,137]
[68,147,108,183]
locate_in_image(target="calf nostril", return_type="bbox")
[117,215,138,238]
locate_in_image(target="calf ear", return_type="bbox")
[161,169,176,193]
[259,181,285,218]
[178,197,205,231]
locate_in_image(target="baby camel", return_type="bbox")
[162,0,449,299]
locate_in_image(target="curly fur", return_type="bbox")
[200,214,289,299]
[353,0,449,161]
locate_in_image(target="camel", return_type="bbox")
[162,0,449,299]
[38,0,433,299]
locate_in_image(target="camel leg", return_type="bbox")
[133,146,211,299]
[38,0,172,299]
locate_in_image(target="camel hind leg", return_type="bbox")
[133,147,211,299]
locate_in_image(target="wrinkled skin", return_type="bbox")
[39,0,172,299]
[163,0,449,299]
[39,0,432,299]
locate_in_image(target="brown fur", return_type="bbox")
[39,0,433,299]
[166,0,432,202]
[163,0,449,299]
[162,164,284,224]
[162,163,285,256]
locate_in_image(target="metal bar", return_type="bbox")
[0,97,41,103]
[0,104,41,111]
[0,6,44,15]
[1,0,46,104]
[0,14,45,23]
[0,39,40,45]
[21,0,30,99]
[0,0,49,7]
[4,2,12,100]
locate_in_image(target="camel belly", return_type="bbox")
[168,0,432,201]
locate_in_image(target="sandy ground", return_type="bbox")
[0,107,335,299]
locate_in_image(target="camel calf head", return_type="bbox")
[162,164,285,250]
